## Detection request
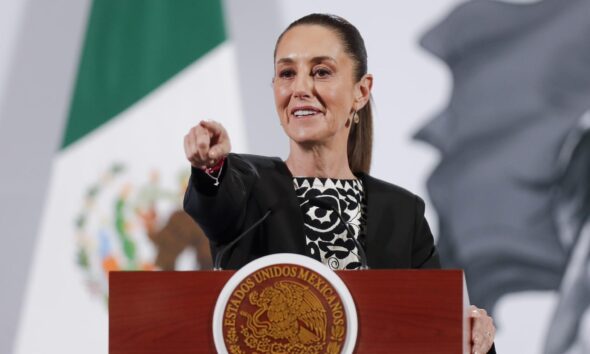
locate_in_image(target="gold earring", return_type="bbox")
[353,112,360,124]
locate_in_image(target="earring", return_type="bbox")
[353,111,360,124]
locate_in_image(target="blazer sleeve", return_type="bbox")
[183,153,257,245]
[411,195,441,269]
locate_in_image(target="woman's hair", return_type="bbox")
[275,13,373,174]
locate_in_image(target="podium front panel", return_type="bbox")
[110,270,466,353]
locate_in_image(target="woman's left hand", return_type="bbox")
[469,305,495,354]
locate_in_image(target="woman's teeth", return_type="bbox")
[293,110,318,117]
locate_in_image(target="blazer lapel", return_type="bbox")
[269,158,306,254]
[358,173,394,268]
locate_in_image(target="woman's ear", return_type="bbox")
[355,74,373,110]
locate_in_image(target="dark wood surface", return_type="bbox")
[110,270,467,353]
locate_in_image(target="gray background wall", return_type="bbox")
[0,1,90,353]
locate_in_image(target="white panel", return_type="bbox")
[494,291,558,354]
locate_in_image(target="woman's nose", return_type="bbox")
[292,73,313,99]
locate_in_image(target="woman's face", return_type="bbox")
[273,25,369,147]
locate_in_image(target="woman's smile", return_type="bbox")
[290,105,324,121]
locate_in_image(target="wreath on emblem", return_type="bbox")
[74,163,188,302]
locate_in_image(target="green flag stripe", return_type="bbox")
[63,0,226,148]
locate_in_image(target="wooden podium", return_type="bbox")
[110,269,470,353]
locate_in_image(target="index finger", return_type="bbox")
[192,126,211,160]
[199,120,224,137]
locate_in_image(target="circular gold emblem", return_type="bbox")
[213,254,357,354]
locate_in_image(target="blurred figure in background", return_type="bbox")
[416,0,590,352]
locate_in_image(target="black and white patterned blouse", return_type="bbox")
[293,177,367,270]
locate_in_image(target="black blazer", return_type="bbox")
[184,153,440,270]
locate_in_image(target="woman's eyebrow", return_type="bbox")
[275,56,337,65]
[310,56,337,64]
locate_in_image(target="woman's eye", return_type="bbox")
[279,69,295,78]
[313,68,331,78]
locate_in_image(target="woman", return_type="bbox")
[183,13,496,354]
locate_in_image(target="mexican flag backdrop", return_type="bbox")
[14,1,246,352]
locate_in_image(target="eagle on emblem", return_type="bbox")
[242,280,328,345]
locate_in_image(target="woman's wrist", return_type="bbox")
[202,157,226,186]
[203,157,225,175]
